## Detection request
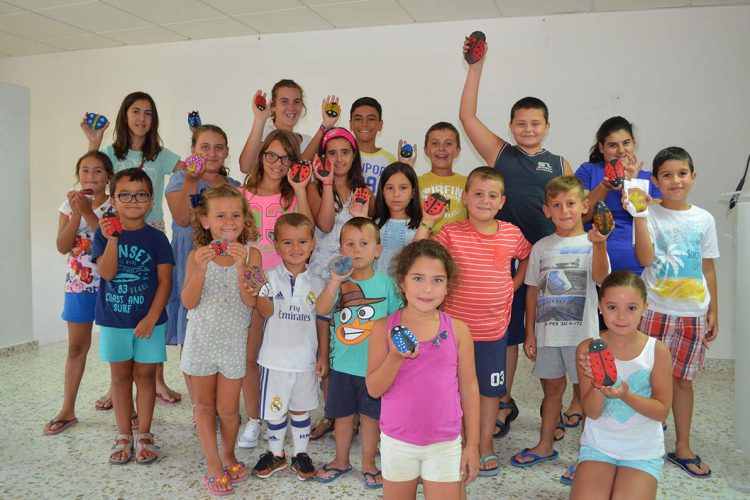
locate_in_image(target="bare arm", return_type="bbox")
[181,248,210,310]
[56,211,80,254]
[590,236,610,285]
[513,257,529,292]
[96,219,120,280]
[523,285,538,360]
[316,275,346,316]
[166,173,201,228]
[633,217,654,266]
[366,317,409,398]
[80,119,108,152]
[703,258,719,341]
[238,90,272,175]
[134,262,172,338]
[458,41,505,165]
[256,296,274,319]
[455,318,479,450]
[315,318,330,378]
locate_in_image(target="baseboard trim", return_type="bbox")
[0,340,39,357]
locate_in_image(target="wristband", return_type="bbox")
[323,182,333,187]
[320,123,330,133]
[420,222,433,231]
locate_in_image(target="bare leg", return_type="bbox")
[180,345,194,406]
[317,414,354,479]
[360,414,382,486]
[497,344,518,424]
[512,377,565,464]
[570,460,617,500]
[423,479,461,500]
[672,376,711,475]
[216,374,244,464]
[109,360,135,462]
[133,362,158,462]
[241,311,264,419]
[479,395,500,472]
[193,374,232,493]
[611,466,658,500]
[564,383,584,427]
[45,322,92,432]
[383,477,418,499]
[155,362,181,402]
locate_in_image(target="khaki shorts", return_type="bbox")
[380,433,462,483]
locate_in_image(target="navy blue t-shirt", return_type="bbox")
[91,225,174,328]
[493,144,565,244]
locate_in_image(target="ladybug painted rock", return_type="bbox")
[423,192,449,216]
[391,325,419,354]
[290,161,312,183]
[400,143,414,159]
[102,209,122,237]
[628,188,648,213]
[210,238,230,256]
[84,112,108,130]
[184,153,205,174]
[353,187,370,205]
[244,266,271,297]
[588,338,618,387]
[604,159,625,188]
[78,189,94,198]
[255,94,267,111]
[324,102,341,118]
[592,201,614,235]
[464,30,487,65]
[328,255,353,276]
[187,110,201,129]
[317,157,332,178]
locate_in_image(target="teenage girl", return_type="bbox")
[366,239,480,499]
[238,79,313,176]
[43,151,114,436]
[181,184,262,496]
[165,125,241,409]
[571,271,672,499]
[373,162,444,276]
[82,91,183,407]
[237,129,313,449]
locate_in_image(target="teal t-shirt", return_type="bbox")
[102,143,180,226]
[329,271,402,377]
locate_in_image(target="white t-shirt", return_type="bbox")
[361,148,397,195]
[641,204,719,316]
[263,122,312,155]
[525,233,606,347]
[257,264,327,372]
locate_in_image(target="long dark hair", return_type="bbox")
[112,91,162,163]
[315,129,366,213]
[374,162,421,230]
[588,116,634,164]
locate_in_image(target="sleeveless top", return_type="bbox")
[380,310,463,446]
[580,337,664,460]
[185,261,252,333]
[308,193,354,282]
[375,219,416,277]
[492,144,564,244]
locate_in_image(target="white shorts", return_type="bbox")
[380,433,463,483]
[259,367,318,420]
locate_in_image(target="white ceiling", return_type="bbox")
[0,0,747,58]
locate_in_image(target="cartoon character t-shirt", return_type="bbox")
[329,271,402,377]
[59,198,113,294]
[91,225,174,327]
[642,204,719,316]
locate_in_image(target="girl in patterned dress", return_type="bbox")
[180,185,262,496]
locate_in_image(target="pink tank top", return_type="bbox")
[241,189,298,268]
[380,310,463,446]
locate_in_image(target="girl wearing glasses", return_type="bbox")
[238,129,313,449]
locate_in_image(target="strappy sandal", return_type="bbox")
[310,417,334,440]
[109,433,133,465]
[134,432,159,465]
[204,473,234,496]
[225,462,249,483]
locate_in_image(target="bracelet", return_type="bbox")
[420,222,433,231]
[320,123,330,133]
[323,182,333,187]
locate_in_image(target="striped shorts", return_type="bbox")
[639,309,707,381]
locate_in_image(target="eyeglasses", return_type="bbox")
[116,192,151,203]
[263,151,293,167]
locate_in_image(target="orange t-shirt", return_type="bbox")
[435,220,531,341]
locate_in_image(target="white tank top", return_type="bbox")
[580,336,664,460]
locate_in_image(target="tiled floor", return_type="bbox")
[0,338,747,499]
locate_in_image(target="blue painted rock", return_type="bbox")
[187,110,201,129]
[328,255,353,276]
[84,112,108,130]
[391,325,419,353]
[400,143,414,159]
[324,102,340,118]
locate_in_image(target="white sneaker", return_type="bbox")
[237,418,261,448]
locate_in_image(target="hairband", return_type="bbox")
[322,127,357,152]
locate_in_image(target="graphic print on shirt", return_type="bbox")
[248,199,291,256]
[536,246,592,325]
[67,235,95,292]
[652,226,705,303]
[334,280,385,345]
[420,184,463,221]
[106,243,154,314]
[602,368,651,424]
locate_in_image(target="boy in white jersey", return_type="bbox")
[251,213,330,481]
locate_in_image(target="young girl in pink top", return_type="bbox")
[238,129,312,448]
[367,239,480,499]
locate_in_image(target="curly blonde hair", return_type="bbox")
[191,184,257,246]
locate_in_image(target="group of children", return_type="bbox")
[43,35,719,500]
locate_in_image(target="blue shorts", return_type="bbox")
[578,445,663,481]
[325,369,381,420]
[507,260,525,346]
[473,337,507,397]
[99,323,167,364]
[61,292,97,323]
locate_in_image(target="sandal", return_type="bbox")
[43,417,78,436]
[134,432,159,464]
[310,417,334,441]
[363,470,383,489]
[494,398,518,438]
[478,454,499,477]
[156,388,182,404]
[563,412,584,428]
[554,414,566,442]
[95,393,113,411]
[109,433,133,465]
[500,398,520,422]
[317,463,352,483]
[560,463,576,485]
[225,462,249,483]
[204,474,234,496]
[667,452,712,478]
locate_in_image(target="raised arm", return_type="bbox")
[458,40,505,165]
[238,90,272,175]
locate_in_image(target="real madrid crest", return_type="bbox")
[306,291,316,306]
[271,397,283,412]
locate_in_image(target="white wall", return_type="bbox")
[0,6,747,357]
[0,82,33,349]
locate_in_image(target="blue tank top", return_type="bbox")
[492,144,565,244]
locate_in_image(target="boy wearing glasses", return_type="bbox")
[91,168,174,464]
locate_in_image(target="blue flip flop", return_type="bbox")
[510,448,559,468]
[667,452,712,478]
[478,454,500,476]
[560,463,576,485]
[363,471,383,489]
[317,464,353,483]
